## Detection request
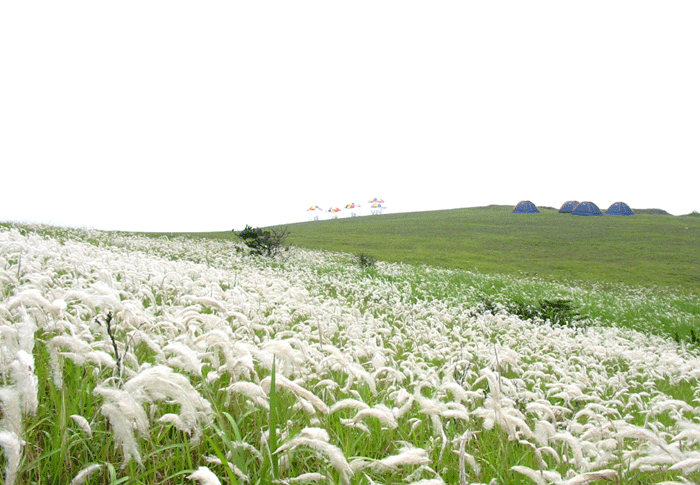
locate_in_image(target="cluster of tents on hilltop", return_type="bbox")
[513,200,635,216]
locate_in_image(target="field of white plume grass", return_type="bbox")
[1,223,699,484]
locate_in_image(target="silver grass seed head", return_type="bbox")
[69,464,103,485]
[373,446,431,471]
[187,466,222,485]
[10,349,38,415]
[0,387,23,436]
[69,414,93,438]
[288,472,327,483]
[99,401,143,466]
[0,430,23,485]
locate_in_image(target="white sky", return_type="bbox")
[1,1,698,232]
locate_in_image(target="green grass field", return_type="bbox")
[280,206,700,293]
[173,205,700,294]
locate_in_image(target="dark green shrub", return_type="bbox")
[507,297,539,321]
[237,225,290,257]
[673,328,700,347]
[536,298,579,326]
[481,296,580,327]
[356,253,378,269]
[691,329,699,345]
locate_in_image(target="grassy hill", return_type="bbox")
[140,205,699,293]
[279,205,700,293]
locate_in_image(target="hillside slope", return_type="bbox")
[282,205,700,292]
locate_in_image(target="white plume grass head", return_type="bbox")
[276,427,352,485]
[70,414,93,438]
[261,339,304,373]
[288,472,328,482]
[534,419,556,447]
[0,430,23,485]
[94,386,149,466]
[10,349,38,415]
[7,288,55,320]
[224,381,269,410]
[187,466,222,485]
[298,426,330,442]
[330,398,369,413]
[372,445,431,471]
[550,432,585,469]
[99,401,144,466]
[47,335,94,387]
[0,385,23,435]
[351,404,398,429]
[69,464,103,485]
[157,413,188,431]
[669,457,700,474]
[85,350,117,369]
[0,326,19,371]
[123,365,213,441]
[511,465,546,485]
[203,455,249,482]
[17,307,36,354]
[403,478,446,485]
[562,469,618,485]
[261,374,329,415]
[163,341,204,376]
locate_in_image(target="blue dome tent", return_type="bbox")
[571,201,603,216]
[559,200,579,213]
[606,201,635,216]
[512,200,540,214]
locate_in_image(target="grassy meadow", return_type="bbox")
[0,211,699,485]
[280,206,700,293]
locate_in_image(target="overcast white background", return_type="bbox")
[1,1,698,232]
